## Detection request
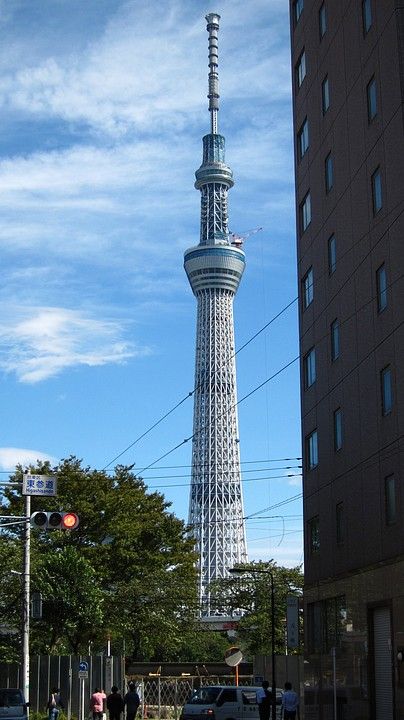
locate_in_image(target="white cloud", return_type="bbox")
[0,306,150,383]
[0,447,55,471]
[0,0,291,138]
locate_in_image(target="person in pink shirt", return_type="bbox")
[90,688,106,720]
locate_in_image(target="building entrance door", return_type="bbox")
[372,606,393,719]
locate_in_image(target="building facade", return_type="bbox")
[184,14,248,617]
[290,0,404,717]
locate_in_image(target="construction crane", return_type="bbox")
[228,226,263,247]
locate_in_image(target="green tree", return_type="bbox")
[210,561,303,658]
[0,536,23,662]
[0,457,198,659]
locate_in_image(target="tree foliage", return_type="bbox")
[210,561,303,659]
[0,457,200,659]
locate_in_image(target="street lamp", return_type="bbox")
[229,566,277,720]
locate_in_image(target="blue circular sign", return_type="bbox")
[79,661,88,671]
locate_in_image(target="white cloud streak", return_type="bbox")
[0,447,56,471]
[0,306,149,383]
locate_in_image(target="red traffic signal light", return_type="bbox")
[30,511,79,530]
[61,512,79,530]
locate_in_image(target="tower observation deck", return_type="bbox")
[184,13,248,616]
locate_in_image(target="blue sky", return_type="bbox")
[0,0,303,567]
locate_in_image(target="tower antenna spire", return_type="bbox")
[184,14,248,616]
[206,13,220,134]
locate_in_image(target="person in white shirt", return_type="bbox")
[281,682,299,719]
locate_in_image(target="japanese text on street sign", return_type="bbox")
[286,595,299,649]
[22,474,57,497]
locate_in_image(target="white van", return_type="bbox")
[181,685,283,720]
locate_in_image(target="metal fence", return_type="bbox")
[0,656,124,720]
[0,658,253,720]
[135,675,254,719]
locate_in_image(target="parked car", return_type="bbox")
[0,689,29,720]
[181,685,283,720]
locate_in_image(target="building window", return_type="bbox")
[308,596,347,653]
[362,0,372,34]
[297,117,309,159]
[376,263,387,312]
[322,75,330,114]
[308,515,320,553]
[302,266,314,309]
[304,347,316,388]
[336,503,344,544]
[372,167,382,215]
[325,153,334,193]
[300,191,311,232]
[295,49,307,89]
[385,475,397,525]
[367,76,377,121]
[294,0,304,24]
[334,408,343,451]
[319,3,327,39]
[306,429,318,470]
[328,234,336,274]
[330,319,340,361]
[381,366,393,415]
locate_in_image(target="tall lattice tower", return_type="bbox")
[184,13,248,617]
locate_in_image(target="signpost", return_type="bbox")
[224,647,243,686]
[286,595,299,649]
[78,662,89,720]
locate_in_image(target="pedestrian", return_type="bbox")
[256,680,272,720]
[124,683,140,720]
[47,688,64,720]
[281,681,299,719]
[91,688,107,720]
[107,686,124,720]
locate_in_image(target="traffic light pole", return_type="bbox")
[22,493,31,706]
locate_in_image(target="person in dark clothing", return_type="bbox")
[256,680,273,720]
[124,683,140,720]
[107,687,124,720]
[47,688,64,720]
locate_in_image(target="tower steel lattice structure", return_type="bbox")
[184,13,248,617]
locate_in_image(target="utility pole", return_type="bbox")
[22,493,31,704]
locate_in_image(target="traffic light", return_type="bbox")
[31,592,42,619]
[30,511,79,530]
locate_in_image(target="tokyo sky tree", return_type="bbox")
[184,13,248,617]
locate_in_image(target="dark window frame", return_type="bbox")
[304,347,316,389]
[336,502,344,545]
[295,49,307,89]
[302,266,314,309]
[367,76,377,121]
[308,515,320,553]
[325,153,334,193]
[322,75,330,114]
[300,191,312,233]
[372,167,382,215]
[381,365,393,416]
[330,318,340,361]
[333,407,343,451]
[385,474,397,525]
[306,429,318,470]
[328,234,336,275]
[362,0,372,35]
[376,263,387,312]
[297,117,309,160]
[319,2,327,39]
[293,0,304,24]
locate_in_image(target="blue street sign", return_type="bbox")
[79,661,88,672]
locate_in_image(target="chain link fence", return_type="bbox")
[134,675,254,720]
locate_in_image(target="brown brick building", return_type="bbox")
[290,1,404,717]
